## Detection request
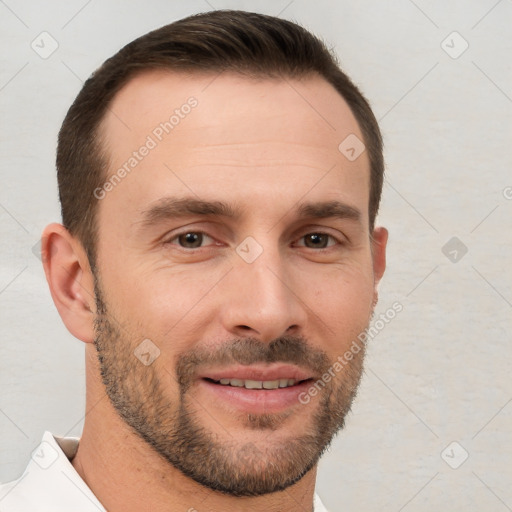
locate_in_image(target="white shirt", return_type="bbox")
[0,431,329,511]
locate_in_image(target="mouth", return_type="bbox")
[204,377,309,389]
[195,365,316,414]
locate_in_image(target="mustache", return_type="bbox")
[175,336,331,389]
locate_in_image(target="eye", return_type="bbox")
[296,233,338,249]
[168,231,214,249]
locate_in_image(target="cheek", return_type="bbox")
[304,262,374,346]
[100,263,223,342]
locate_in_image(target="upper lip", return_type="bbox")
[198,364,314,382]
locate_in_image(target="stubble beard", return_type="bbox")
[92,280,367,497]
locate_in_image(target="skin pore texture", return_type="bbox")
[43,70,387,512]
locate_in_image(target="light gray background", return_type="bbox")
[1,1,511,510]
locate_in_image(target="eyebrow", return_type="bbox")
[138,197,240,228]
[136,196,362,231]
[297,200,362,224]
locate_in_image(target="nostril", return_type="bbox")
[238,325,252,331]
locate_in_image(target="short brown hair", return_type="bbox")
[57,10,384,266]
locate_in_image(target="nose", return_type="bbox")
[219,251,308,343]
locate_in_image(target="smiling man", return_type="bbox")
[0,10,387,512]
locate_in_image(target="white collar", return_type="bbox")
[0,431,105,511]
[0,431,329,511]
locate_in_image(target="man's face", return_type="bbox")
[92,71,381,495]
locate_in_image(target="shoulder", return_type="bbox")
[0,431,105,512]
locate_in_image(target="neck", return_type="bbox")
[72,346,318,512]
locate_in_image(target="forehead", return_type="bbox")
[97,69,370,226]
[102,69,365,152]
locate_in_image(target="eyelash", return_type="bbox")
[166,231,216,249]
[165,231,344,250]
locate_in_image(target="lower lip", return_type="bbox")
[197,379,313,414]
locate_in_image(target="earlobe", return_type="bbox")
[370,226,388,308]
[41,223,96,343]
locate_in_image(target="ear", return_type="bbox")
[370,226,388,309]
[41,223,96,343]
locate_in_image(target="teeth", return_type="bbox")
[217,378,298,389]
[245,380,263,389]
[262,380,280,389]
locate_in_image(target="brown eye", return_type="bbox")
[303,233,331,249]
[177,232,204,248]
